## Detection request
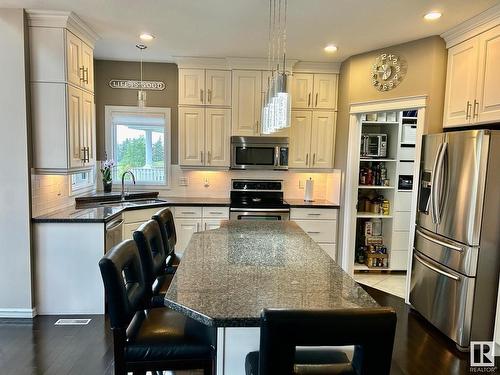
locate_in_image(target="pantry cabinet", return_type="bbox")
[292,73,337,110]
[179,68,231,106]
[28,11,97,174]
[443,24,500,127]
[179,107,230,167]
[289,110,336,169]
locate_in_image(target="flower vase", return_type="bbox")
[103,180,112,193]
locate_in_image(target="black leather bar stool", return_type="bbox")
[99,240,215,375]
[245,307,397,375]
[133,219,174,307]
[152,207,180,273]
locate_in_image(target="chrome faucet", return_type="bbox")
[121,171,136,201]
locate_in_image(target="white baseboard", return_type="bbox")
[0,308,37,318]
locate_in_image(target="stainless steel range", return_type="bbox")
[229,179,290,221]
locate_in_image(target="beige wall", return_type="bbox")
[0,9,34,314]
[335,36,448,171]
[94,60,179,163]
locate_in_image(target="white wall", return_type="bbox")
[0,9,34,317]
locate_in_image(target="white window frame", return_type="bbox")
[105,105,171,189]
[69,168,95,196]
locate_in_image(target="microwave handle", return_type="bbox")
[274,146,280,167]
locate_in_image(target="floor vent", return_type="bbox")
[54,318,91,326]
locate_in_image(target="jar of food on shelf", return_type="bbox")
[382,199,390,215]
[371,218,382,236]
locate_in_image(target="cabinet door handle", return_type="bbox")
[305,153,309,166]
[81,147,86,162]
[200,89,204,103]
[196,222,200,232]
[315,93,319,107]
[204,222,207,231]
[473,99,479,119]
[79,66,85,81]
[200,151,204,164]
[208,89,212,103]
[465,101,472,120]
[308,93,311,107]
[313,153,316,165]
[84,68,89,84]
[255,121,259,134]
[208,151,211,165]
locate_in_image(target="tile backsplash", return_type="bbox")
[32,166,342,217]
[31,175,76,217]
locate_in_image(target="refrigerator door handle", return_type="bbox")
[434,142,448,225]
[414,254,460,281]
[416,229,463,252]
[430,142,443,224]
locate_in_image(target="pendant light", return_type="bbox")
[136,43,147,108]
[261,0,291,134]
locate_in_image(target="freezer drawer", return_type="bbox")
[410,251,475,347]
[414,227,478,276]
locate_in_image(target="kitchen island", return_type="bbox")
[164,221,378,375]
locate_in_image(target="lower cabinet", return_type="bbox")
[122,207,165,241]
[174,206,229,254]
[290,207,338,261]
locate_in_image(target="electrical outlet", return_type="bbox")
[298,180,304,189]
[179,177,189,186]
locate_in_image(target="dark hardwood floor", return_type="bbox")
[0,287,497,375]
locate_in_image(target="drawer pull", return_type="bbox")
[414,254,460,281]
[307,231,321,234]
[307,213,321,216]
[180,211,197,214]
[209,212,223,214]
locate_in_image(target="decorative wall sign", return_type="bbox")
[109,79,166,91]
[371,53,407,92]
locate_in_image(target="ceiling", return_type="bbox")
[2,0,499,63]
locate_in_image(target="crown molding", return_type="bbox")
[174,57,230,70]
[25,10,99,47]
[293,61,340,74]
[350,95,427,114]
[441,4,500,48]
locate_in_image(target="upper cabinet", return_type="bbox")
[231,70,262,136]
[179,107,231,168]
[291,73,337,110]
[27,11,98,174]
[179,68,231,106]
[443,24,500,128]
[289,110,336,169]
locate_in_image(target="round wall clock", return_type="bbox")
[371,53,406,91]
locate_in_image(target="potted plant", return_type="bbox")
[100,159,116,193]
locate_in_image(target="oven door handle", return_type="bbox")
[230,208,290,212]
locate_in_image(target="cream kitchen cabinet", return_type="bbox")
[174,206,229,254]
[231,70,262,136]
[232,69,288,136]
[179,69,231,106]
[179,107,231,167]
[291,73,337,110]
[289,110,336,169]
[444,24,500,127]
[291,208,338,261]
[28,12,97,174]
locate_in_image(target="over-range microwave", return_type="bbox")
[230,136,289,170]
[361,133,387,158]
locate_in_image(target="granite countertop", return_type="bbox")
[164,221,378,327]
[286,198,340,208]
[32,196,231,223]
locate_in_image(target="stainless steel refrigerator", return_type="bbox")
[410,129,500,349]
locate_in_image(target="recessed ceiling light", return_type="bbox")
[139,33,155,41]
[324,44,338,53]
[424,11,442,21]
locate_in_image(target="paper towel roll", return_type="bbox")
[304,178,314,202]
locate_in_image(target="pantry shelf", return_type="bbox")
[360,158,397,162]
[356,213,393,219]
[361,121,399,125]
[358,185,395,189]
